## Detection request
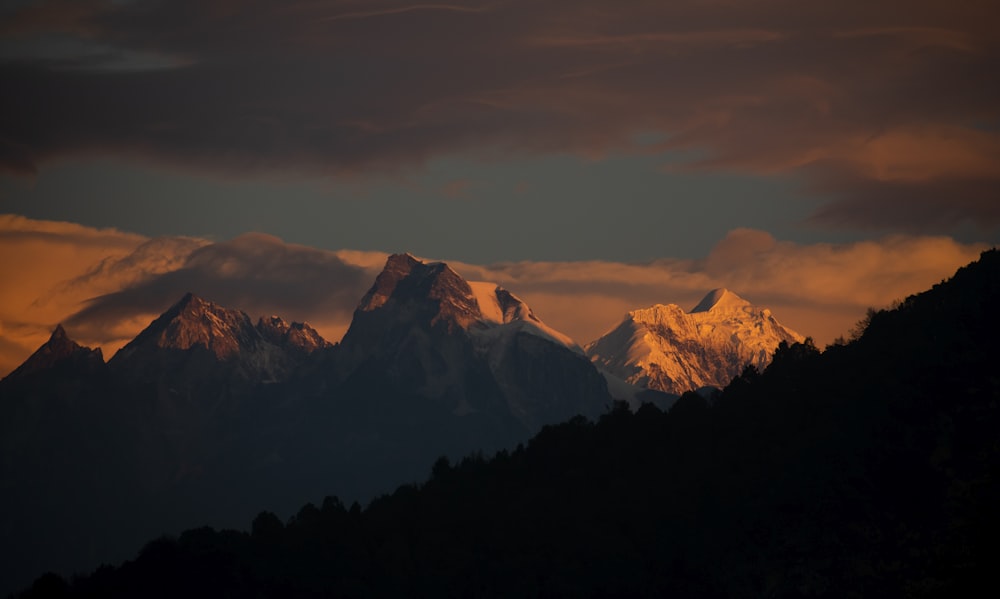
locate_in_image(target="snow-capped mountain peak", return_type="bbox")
[690,288,751,313]
[587,290,804,395]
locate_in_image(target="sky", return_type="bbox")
[0,0,997,376]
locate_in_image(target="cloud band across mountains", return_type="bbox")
[2,0,998,233]
[0,215,986,378]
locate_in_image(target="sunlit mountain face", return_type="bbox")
[587,288,804,395]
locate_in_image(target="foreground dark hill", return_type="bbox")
[26,250,999,597]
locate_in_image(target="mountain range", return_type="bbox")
[13,248,1000,597]
[0,252,800,593]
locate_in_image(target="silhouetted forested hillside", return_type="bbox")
[18,250,1000,597]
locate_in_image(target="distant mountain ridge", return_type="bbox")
[586,288,803,395]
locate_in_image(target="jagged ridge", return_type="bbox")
[108,292,329,385]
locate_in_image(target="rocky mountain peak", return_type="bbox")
[111,293,259,364]
[256,316,330,355]
[3,324,104,381]
[258,315,290,335]
[358,253,423,312]
[49,323,69,342]
[354,254,482,329]
[108,294,330,385]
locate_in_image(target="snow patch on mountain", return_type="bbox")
[468,281,509,325]
[467,281,581,353]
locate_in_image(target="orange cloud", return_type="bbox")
[850,126,1000,183]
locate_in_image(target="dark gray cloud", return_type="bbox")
[807,175,1000,232]
[1,0,998,230]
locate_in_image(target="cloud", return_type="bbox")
[0,215,988,378]
[0,0,996,231]
[440,178,473,200]
[321,4,490,22]
[0,0,105,38]
[805,169,1000,232]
